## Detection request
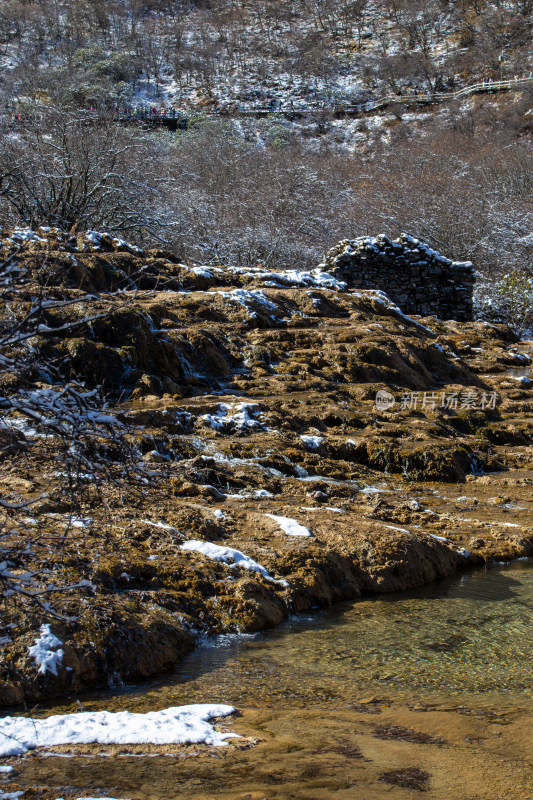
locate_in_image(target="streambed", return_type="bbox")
[5,559,533,799]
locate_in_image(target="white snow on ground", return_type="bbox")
[70,517,92,528]
[224,489,273,499]
[350,289,435,335]
[0,705,237,756]
[265,514,312,537]
[300,435,324,450]
[457,548,472,557]
[0,791,24,800]
[28,625,64,676]
[141,519,181,534]
[180,540,288,586]
[429,533,450,542]
[0,767,14,773]
[300,506,346,514]
[217,289,277,319]
[226,266,346,291]
[200,402,265,432]
[384,524,411,534]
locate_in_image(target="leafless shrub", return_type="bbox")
[0,109,166,242]
[0,247,144,622]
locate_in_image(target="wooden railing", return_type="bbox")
[233,76,533,116]
[2,76,532,127]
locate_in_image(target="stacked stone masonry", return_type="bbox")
[321,233,475,321]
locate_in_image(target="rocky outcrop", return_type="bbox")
[321,233,475,321]
[2,227,532,707]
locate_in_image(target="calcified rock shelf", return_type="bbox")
[1,229,532,707]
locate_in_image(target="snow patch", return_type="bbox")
[265,514,312,538]
[384,524,411,534]
[217,289,277,319]
[28,625,64,676]
[227,265,346,291]
[200,402,265,432]
[300,434,324,450]
[141,519,182,535]
[0,705,237,756]
[224,488,273,499]
[181,540,288,585]
[301,506,345,513]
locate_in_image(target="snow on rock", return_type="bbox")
[384,524,411,534]
[456,547,472,557]
[83,230,104,249]
[111,237,143,255]
[0,767,14,774]
[6,228,47,245]
[224,488,274,499]
[200,402,265,432]
[188,265,223,279]
[181,540,288,586]
[300,434,324,450]
[28,625,64,676]
[217,289,277,320]
[226,265,346,291]
[0,705,237,756]
[265,514,312,538]
[321,234,474,323]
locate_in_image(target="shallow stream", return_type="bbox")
[14,559,533,799]
[506,340,533,380]
[169,557,533,700]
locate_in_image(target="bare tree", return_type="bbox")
[0,109,166,240]
[0,244,143,624]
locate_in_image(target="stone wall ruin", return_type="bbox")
[321,234,475,321]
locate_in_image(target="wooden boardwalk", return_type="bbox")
[3,76,532,129]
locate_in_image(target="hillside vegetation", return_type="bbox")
[1,0,532,109]
[0,1,532,320]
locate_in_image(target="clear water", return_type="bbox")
[506,341,533,379]
[45,559,533,718]
[164,558,533,704]
[16,560,533,800]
